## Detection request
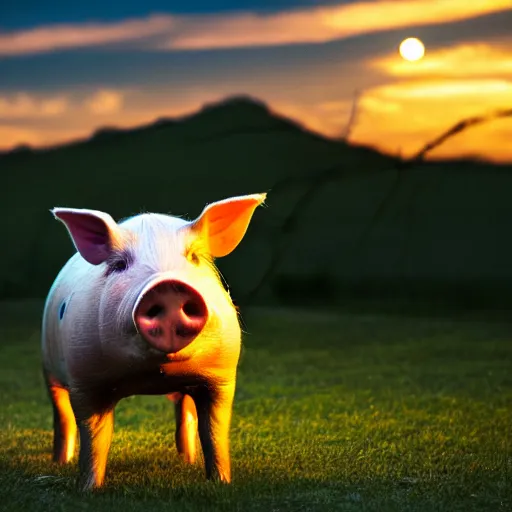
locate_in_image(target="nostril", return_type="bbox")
[146,304,164,318]
[182,300,204,318]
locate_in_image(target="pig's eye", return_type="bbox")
[187,251,200,266]
[106,253,131,275]
[186,242,206,266]
[111,259,128,272]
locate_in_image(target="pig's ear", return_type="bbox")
[191,193,267,257]
[51,207,124,265]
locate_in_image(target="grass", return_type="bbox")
[0,301,511,511]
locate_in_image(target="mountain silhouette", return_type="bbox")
[0,95,389,163]
[2,94,512,310]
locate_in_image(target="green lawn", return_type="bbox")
[0,302,510,511]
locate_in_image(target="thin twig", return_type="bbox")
[410,108,512,163]
[347,107,512,264]
[239,106,512,306]
[342,89,360,141]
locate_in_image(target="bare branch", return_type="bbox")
[239,105,512,306]
[410,108,512,163]
[342,89,360,141]
[242,166,344,304]
[347,107,512,265]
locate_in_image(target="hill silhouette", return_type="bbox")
[2,95,512,311]
[0,96,316,155]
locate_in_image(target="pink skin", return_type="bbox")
[134,280,208,354]
[41,193,267,492]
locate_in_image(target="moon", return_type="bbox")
[399,38,425,62]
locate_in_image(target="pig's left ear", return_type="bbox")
[51,207,125,265]
[191,193,267,257]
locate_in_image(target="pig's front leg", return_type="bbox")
[70,391,116,491]
[194,383,235,483]
[174,393,198,464]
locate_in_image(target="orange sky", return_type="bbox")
[0,0,511,163]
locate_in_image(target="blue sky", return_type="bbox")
[0,1,350,29]
[1,0,511,161]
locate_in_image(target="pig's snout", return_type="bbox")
[134,280,208,353]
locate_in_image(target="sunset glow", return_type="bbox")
[1,1,511,162]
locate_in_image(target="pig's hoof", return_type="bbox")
[77,476,104,493]
[206,471,231,484]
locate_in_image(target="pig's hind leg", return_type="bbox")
[43,370,77,464]
[169,393,198,464]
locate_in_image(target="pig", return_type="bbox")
[41,193,266,491]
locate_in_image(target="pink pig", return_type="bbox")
[41,193,266,491]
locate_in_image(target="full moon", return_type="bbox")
[399,38,425,62]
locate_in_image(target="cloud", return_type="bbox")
[0,16,174,56]
[358,96,402,114]
[0,90,126,120]
[0,0,511,57]
[0,93,68,119]
[163,0,512,52]
[369,79,512,101]
[85,90,124,115]
[350,78,512,161]
[371,40,512,77]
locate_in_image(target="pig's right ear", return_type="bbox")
[51,208,124,265]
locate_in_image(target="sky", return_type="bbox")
[1,0,511,162]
